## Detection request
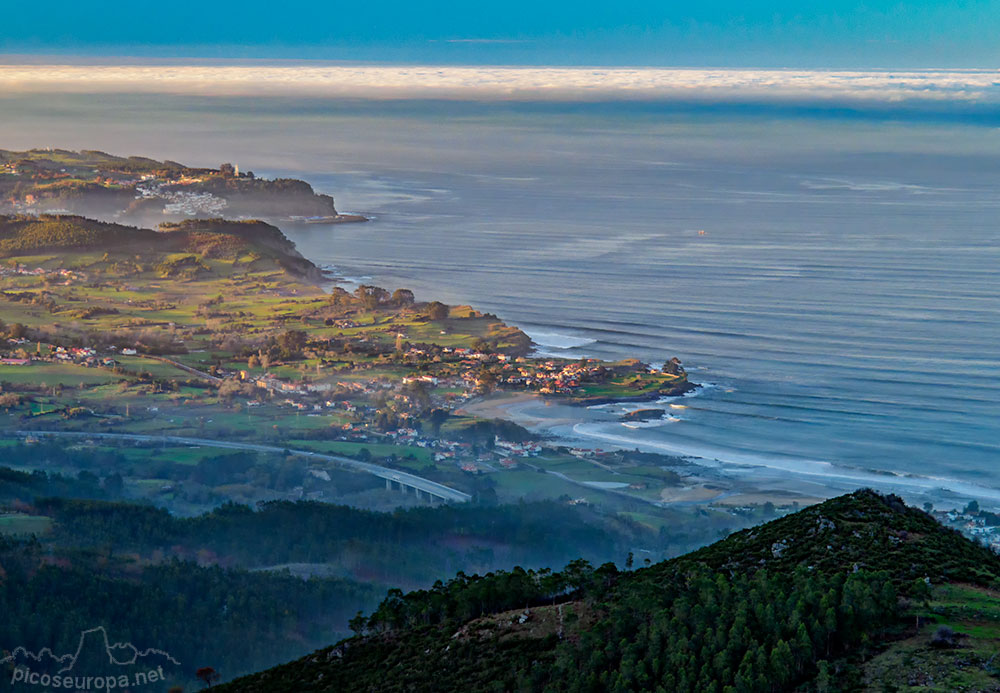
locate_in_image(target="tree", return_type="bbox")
[391,288,415,306]
[276,330,307,358]
[196,666,220,687]
[0,392,22,410]
[793,622,813,669]
[349,611,367,635]
[218,379,253,401]
[426,301,448,321]
[355,285,389,310]
[102,473,124,496]
[328,286,352,306]
[427,408,449,435]
[475,367,497,394]
[965,500,980,514]
[404,381,431,409]
[815,661,832,693]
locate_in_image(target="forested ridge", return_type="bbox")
[25,494,647,583]
[0,482,654,687]
[0,535,383,686]
[218,490,1000,693]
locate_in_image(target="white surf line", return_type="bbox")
[569,423,1000,504]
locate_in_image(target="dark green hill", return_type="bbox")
[0,214,319,277]
[0,536,382,689]
[218,490,1000,693]
[0,214,156,254]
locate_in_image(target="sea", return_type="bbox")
[3,91,998,507]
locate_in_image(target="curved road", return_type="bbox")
[16,430,471,503]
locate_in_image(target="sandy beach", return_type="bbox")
[457,392,582,429]
[457,392,542,420]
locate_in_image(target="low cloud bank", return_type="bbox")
[2,64,1000,104]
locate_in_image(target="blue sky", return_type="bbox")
[2,0,1000,67]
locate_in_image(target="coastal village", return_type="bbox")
[9,326,999,553]
[1,330,673,476]
[930,505,1000,553]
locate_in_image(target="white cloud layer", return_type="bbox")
[1,65,1000,103]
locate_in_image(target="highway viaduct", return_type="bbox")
[16,430,472,503]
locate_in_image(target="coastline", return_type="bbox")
[460,390,1000,512]
[138,163,1000,516]
[458,390,832,509]
[560,379,698,407]
[282,214,368,225]
[271,183,1000,515]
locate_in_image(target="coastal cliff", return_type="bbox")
[0,148,365,226]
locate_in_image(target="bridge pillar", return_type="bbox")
[386,479,392,491]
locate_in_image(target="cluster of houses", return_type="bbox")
[50,346,116,368]
[498,359,601,394]
[163,191,229,217]
[0,356,31,366]
[495,438,543,456]
[395,346,598,396]
[0,340,128,369]
[444,352,608,395]
[135,179,229,217]
[238,368,550,471]
[96,174,144,187]
[0,265,86,282]
[934,508,1000,552]
[425,347,660,397]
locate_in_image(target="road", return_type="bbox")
[15,430,472,503]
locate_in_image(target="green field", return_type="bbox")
[860,584,1000,691]
[0,514,52,536]
[0,362,120,386]
[116,355,196,378]
[290,440,435,465]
